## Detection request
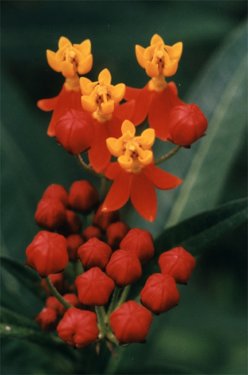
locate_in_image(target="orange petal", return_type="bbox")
[144,164,182,190]
[81,95,97,113]
[101,100,115,115]
[110,83,126,103]
[99,69,111,85]
[130,173,157,222]
[125,86,153,126]
[88,123,110,172]
[46,50,61,72]
[61,61,75,78]
[121,120,136,137]
[163,61,179,77]
[166,42,183,60]
[145,62,159,78]
[77,54,93,75]
[102,171,132,212]
[58,36,71,49]
[148,85,182,140]
[75,39,91,55]
[80,77,95,95]
[106,137,123,157]
[150,34,164,45]
[37,96,58,112]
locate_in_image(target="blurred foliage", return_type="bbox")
[1,1,247,374]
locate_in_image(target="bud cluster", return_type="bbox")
[26,181,195,349]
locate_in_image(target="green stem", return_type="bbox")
[95,306,107,338]
[155,145,181,165]
[107,288,121,315]
[116,285,131,309]
[46,276,71,309]
[76,154,102,177]
[99,176,108,199]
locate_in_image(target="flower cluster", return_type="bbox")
[38,34,207,221]
[24,32,206,351]
[26,182,195,347]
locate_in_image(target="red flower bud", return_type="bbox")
[106,250,142,287]
[36,307,57,330]
[46,294,79,315]
[42,184,68,206]
[78,238,112,270]
[106,221,129,249]
[158,247,196,284]
[93,205,119,230]
[55,110,93,154]
[57,307,99,348]
[63,210,82,234]
[82,225,102,240]
[40,273,64,294]
[69,180,99,213]
[140,273,180,314]
[75,267,114,306]
[34,198,66,230]
[120,228,154,262]
[168,104,208,146]
[110,301,152,344]
[26,231,68,277]
[66,234,84,261]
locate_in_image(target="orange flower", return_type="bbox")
[46,36,93,78]
[79,69,134,172]
[102,121,182,221]
[125,34,184,141]
[38,36,93,137]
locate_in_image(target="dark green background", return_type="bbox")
[1,1,247,374]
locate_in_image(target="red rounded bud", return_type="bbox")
[63,210,82,234]
[34,198,66,230]
[158,247,196,284]
[82,225,102,240]
[106,250,142,287]
[36,307,57,330]
[120,228,154,262]
[57,307,99,348]
[42,184,68,206]
[168,103,208,146]
[78,238,112,270]
[26,231,68,277]
[93,205,119,230]
[75,267,114,306]
[55,110,93,154]
[140,273,180,314]
[106,221,129,249]
[46,294,79,315]
[69,180,99,213]
[110,301,152,344]
[66,234,84,261]
[40,273,64,294]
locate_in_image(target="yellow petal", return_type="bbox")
[58,36,71,49]
[166,42,183,60]
[110,83,126,103]
[46,50,61,72]
[80,77,94,95]
[138,149,153,166]
[75,39,91,56]
[139,128,155,148]
[99,68,111,85]
[106,138,123,157]
[145,61,159,78]
[163,61,178,77]
[101,100,115,115]
[77,54,93,75]
[118,154,133,170]
[61,61,75,78]
[135,45,146,68]
[121,120,136,137]
[81,95,97,112]
[151,34,164,45]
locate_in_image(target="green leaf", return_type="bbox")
[0,306,37,329]
[1,256,41,296]
[0,323,60,345]
[155,197,248,255]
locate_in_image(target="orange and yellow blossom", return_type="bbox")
[102,120,182,221]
